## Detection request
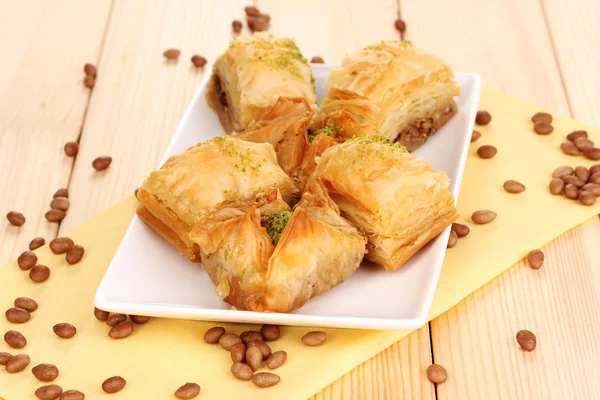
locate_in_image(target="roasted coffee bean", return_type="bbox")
[527,249,544,269]
[84,63,97,78]
[50,197,70,212]
[471,130,481,142]
[567,130,588,142]
[92,156,112,171]
[590,173,600,185]
[531,112,552,124]
[53,188,69,198]
[252,372,280,388]
[83,76,95,89]
[15,297,38,312]
[49,237,74,254]
[219,333,242,350]
[32,363,59,382]
[533,121,553,135]
[245,5,260,16]
[7,211,25,226]
[266,351,287,369]
[552,165,574,178]
[191,55,207,68]
[549,178,565,195]
[311,56,325,64]
[4,330,26,348]
[516,329,536,351]
[583,147,600,161]
[232,20,243,34]
[53,323,77,339]
[260,324,280,341]
[231,362,253,381]
[5,307,31,324]
[29,237,46,250]
[94,307,109,321]
[175,382,200,399]
[590,164,600,175]
[102,376,126,393]
[109,321,134,339]
[230,342,246,363]
[301,331,327,346]
[246,346,263,371]
[564,184,579,199]
[503,180,526,193]
[574,138,594,150]
[560,141,580,156]
[64,142,79,157]
[30,265,50,283]
[471,210,497,225]
[59,389,84,400]
[574,166,590,182]
[582,183,600,196]
[0,352,12,365]
[204,326,226,344]
[5,353,30,372]
[562,174,585,188]
[426,364,448,383]
[475,110,491,125]
[36,384,63,400]
[105,313,127,327]
[66,245,85,264]
[163,49,181,60]
[247,340,271,360]
[129,315,150,324]
[240,330,262,344]
[394,18,406,33]
[248,16,269,32]
[447,230,458,248]
[17,251,37,270]
[451,223,470,238]
[579,191,596,206]
[45,209,66,223]
[477,145,497,159]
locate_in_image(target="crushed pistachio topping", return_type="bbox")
[212,136,240,157]
[348,134,407,151]
[265,211,292,245]
[236,37,308,78]
[308,124,342,142]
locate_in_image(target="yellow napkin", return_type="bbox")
[1,89,600,400]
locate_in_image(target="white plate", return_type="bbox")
[94,65,481,330]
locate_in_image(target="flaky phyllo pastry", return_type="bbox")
[136,136,298,262]
[317,41,461,151]
[207,32,317,134]
[309,136,458,271]
[189,178,366,313]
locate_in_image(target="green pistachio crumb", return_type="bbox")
[266,211,293,244]
[308,124,342,142]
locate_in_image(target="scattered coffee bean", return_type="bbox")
[302,331,327,346]
[102,376,127,394]
[83,76,95,89]
[105,313,127,327]
[219,333,242,350]
[503,180,526,193]
[562,174,585,188]
[252,372,280,388]
[590,173,600,185]
[311,56,324,64]
[590,164,600,175]
[447,230,458,248]
[582,183,600,196]
[32,363,59,382]
[232,20,243,34]
[29,237,46,250]
[583,147,600,161]
[17,251,38,270]
[4,330,26,348]
[45,209,66,223]
[163,49,181,60]
[471,130,481,142]
[240,330,262,344]
[579,191,596,206]
[53,323,77,339]
[50,197,70,212]
[451,223,470,238]
[426,364,448,384]
[92,156,112,171]
[246,346,263,371]
[260,324,280,341]
[7,211,26,226]
[248,16,269,32]
[394,18,406,33]
[245,5,260,16]
[533,121,553,135]
[109,320,134,339]
[567,130,588,142]
[36,384,64,400]
[574,137,594,150]
[266,351,287,369]
[175,383,201,399]
[64,142,79,157]
[475,110,491,125]
[94,307,109,322]
[247,340,271,359]
[527,249,544,269]
[66,245,85,264]
[53,188,69,198]
[49,237,74,254]
[5,307,31,324]
[549,178,565,195]
[564,184,579,199]
[30,265,51,283]
[191,55,207,68]
[552,165,574,178]
[471,210,497,225]
[5,353,30,372]
[477,145,497,159]
[531,112,552,124]
[560,141,580,156]
[516,329,536,351]
[15,297,38,312]
[0,352,12,365]
[230,342,246,363]
[204,326,226,344]
[574,166,590,182]
[58,389,84,400]
[129,315,150,324]
[231,362,253,381]
[84,63,97,78]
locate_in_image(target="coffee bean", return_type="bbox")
[477,145,497,159]
[590,164,600,175]
[5,353,30,372]
[4,330,26,348]
[32,363,59,382]
[163,49,181,60]
[49,237,74,254]
[582,183,600,196]
[260,324,280,341]
[7,211,26,226]
[266,351,287,369]
[426,364,447,383]
[394,18,406,33]
[561,175,585,188]
[15,297,38,312]
[471,130,481,142]
[516,329,536,351]
[65,245,85,264]
[129,315,150,324]
[447,230,458,248]
[471,210,497,225]
[105,313,127,327]
[527,249,544,269]
[248,16,269,32]
[311,56,325,64]
[549,178,565,195]
[53,188,69,198]
[17,251,38,270]
[83,76,95,89]
[240,330,262,345]
[252,372,280,388]
[219,333,242,350]
[102,376,126,394]
[503,180,526,193]
[567,130,588,142]
[36,384,63,400]
[109,321,134,339]
[92,156,112,171]
[53,323,77,339]
[5,307,31,324]
[590,173,600,185]
[246,346,263,371]
[564,184,579,199]
[204,326,226,344]
[579,191,596,206]
[245,5,260,16]
[560,141,580,156]
[247,340,271,359]
[29,237,46,250]
[45,209,66,223]
[64,142,79,157]
[475,110,491,125]
[574,166,590,182]
[531,112,552,124]
[0,352,12,365]
[574,138,595,150]
[191,55,207,68]
[552,165,574,178]
[301,331,327,346]
[451,223,470,238]
[50,197,70,212]
[533,121,553,135]
[30,265,51,283]
[230,342,246,363]
[94,307,109,322]
[231,362,254,381]
[58,389,84,400]
[232,20,243,34]
[583,147,600,161]
[84,63,97,78]
[175,382,200,399]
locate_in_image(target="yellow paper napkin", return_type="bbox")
[2,89,600,400]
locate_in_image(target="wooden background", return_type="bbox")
[1,0,599,398]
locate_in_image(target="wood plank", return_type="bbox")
[0,0,112,267]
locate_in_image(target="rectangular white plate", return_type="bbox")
[95,65,481,330]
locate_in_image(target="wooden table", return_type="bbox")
[2,1,599,398]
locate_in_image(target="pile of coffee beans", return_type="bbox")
[531,112,553,135]
[560,130,600,160]
[549,164,599,206]
[93,307,150,340]
[244,6,270,32]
